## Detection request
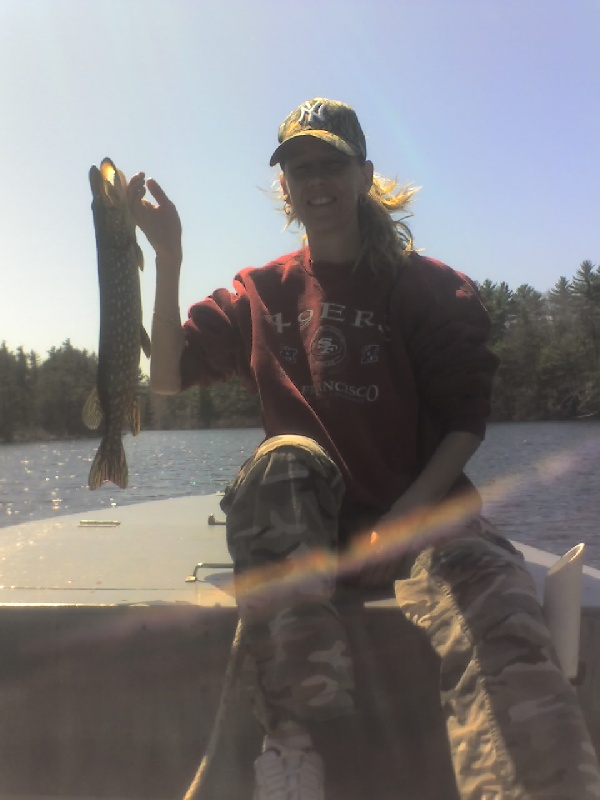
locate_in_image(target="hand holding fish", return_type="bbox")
[128,173,182,265]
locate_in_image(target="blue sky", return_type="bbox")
[1,0,599,362]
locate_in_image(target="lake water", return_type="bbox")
[1,422,600,566]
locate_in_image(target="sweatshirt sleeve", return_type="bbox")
[393,256,499,439]
[179,276,255,392]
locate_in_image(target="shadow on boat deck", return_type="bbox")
[0,601,598,800]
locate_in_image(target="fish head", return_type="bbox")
[89,158,135,248]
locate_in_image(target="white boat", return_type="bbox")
[0,494,599,800]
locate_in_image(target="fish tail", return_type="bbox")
[88,436,129,490]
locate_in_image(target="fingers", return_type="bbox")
[124,171,182,259]
[126,172,176,213]
[146,177,173,207]
[127,172,146,219]
[127,172,146,198]
[127,173,170,208]
[146,177,182,240]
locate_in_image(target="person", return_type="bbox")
[128,98,600,800]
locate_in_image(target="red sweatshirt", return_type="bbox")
[180,247,498,516]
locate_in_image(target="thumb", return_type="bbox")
[146,178,174,207]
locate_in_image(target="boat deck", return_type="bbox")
[0,495,599,799]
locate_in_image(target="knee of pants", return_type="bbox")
[222,436,345,570]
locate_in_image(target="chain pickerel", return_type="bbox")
[83,158,151,489]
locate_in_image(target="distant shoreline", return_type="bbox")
[0,418,263,446]
[3,416,600,447]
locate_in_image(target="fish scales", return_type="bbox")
[83,158,150,490]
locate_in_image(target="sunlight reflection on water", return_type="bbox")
[1,422,600,566]
[466,421,600,565]
[0,428,263,527]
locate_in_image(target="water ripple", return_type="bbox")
[1,423,600,567]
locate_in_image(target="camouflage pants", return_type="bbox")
[221,435,600,798]
[221,434,354,731]
[395,523,600,799]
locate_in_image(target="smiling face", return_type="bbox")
[280,137,373,257]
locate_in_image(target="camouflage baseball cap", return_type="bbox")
[269,98,367,167]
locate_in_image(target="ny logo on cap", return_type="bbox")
[298,100,327,126]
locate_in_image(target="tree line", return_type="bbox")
[1,260,599,443]
[478,260,600,420]
[0,340,261,444]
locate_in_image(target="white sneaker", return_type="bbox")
[254,743,324,800]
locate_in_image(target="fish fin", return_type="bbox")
[82,387,103,430]
[141,325,151,359]
[136,242,145,271]
[130,396,141,436]
[88,437,128,490]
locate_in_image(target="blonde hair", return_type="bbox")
[358,175,418,273]
[278,171,418,274]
